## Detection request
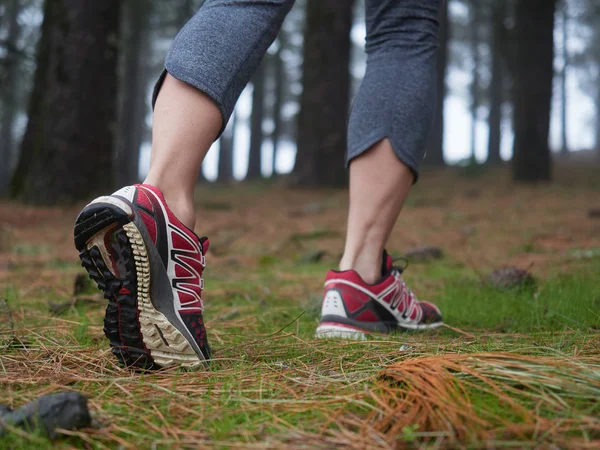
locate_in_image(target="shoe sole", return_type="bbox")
[74,197,206,370]
[314,319,444,340]
[314,322,367,340]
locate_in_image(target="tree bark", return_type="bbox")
[271,43,285,177]
[469,0,481,161]
[0,0,22,195]
[595,88,600,156]
[246,61,266,180]
[218,112,235,182]
[511,0,556,182]
[423,0,449,168]
[559,0,568,156]
[294,0,353,186]
[486,1,505,166]
[11,0,121,203]
[115,0,151,187]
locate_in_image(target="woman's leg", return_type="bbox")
[75,0,295,369]
[316,0,442,339]
[145,0,295,229]
[340,0,441,283]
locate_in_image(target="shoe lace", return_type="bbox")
[391,256,409,273]
[391,256,419,317]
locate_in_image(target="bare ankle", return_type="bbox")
[340,249,382,284]
[142,178,196,230]
[166,198,196,230]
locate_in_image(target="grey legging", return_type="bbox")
[153,0,441,178]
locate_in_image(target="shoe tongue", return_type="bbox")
[199,237,210,254]
[382,250,394,276]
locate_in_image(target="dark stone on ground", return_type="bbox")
[297,250,327,264]
[460,226,476,236]
[201,201,233,211]
[73,273,91,295]
[288,202,325,217]
[405,246,444,262]
[464,189,481,199]
[49,295,102,315]
[487,266,536,290]
[588,208,600,219]
[0,392,91,439]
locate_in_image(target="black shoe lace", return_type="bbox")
[391,256,409,273]
[390,256,419,317]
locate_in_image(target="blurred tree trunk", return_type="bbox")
[486,1,506,166]
[559,0,568,156]
[0,0,22,195]
[11,0,121,203]
[115,0,151,186]
[294,0,353,186]
[511,0,556,182]
[596,89,600,156]
[423,0,449,168]
[271,43,285,177]
[246,61,266,180]
[218,112,235,182]
[469,0,481,161]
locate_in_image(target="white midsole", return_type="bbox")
[314,324,367,340]
[399,321,444,330]
[315,320,444,340]
[122,222,204,368]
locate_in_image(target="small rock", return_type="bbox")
[570,248,600,260]
[73,273,92,296]
[405,246,444,262]
[201,201,233,211]
[49,295,102,315]
[273,361,291,370]
[297,250,327,264]
[288,202,325,217]
[217,308,239,321]
[460,226,476,237]
[588,208,600,219]
[223,257,242,267]
[487,266,536,291]
[0,392,91,439]
[0,226,11,252]
[464,189,480,199]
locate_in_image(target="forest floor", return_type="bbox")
[1,160,600,449]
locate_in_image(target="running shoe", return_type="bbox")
[74,184,210,369]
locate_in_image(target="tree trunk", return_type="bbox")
[487,1,505,166]
[511,0,556,182]
[423,0,449,168]
[218,112,235,182]
[11,0,121,203]
[560,0,568,156]
[469,0,481,161]
[246,61,266,180]
[294,0,353,186]
[115,0,151,187]
[595,88,600,156]
[0,0,22,195]
[271,43,285,177]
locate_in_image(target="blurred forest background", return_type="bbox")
[0,0,599,204]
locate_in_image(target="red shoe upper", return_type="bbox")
[323,252,441,327]
[115,184,209,313]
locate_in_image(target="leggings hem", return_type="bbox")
[347,133,420,183]
[152,67,229,139]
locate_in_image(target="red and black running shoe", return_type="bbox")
[74,184,210,369]
[315,252,442,339]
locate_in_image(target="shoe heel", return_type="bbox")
[74,197,133,250]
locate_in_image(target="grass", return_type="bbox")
[1,164,600,448]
